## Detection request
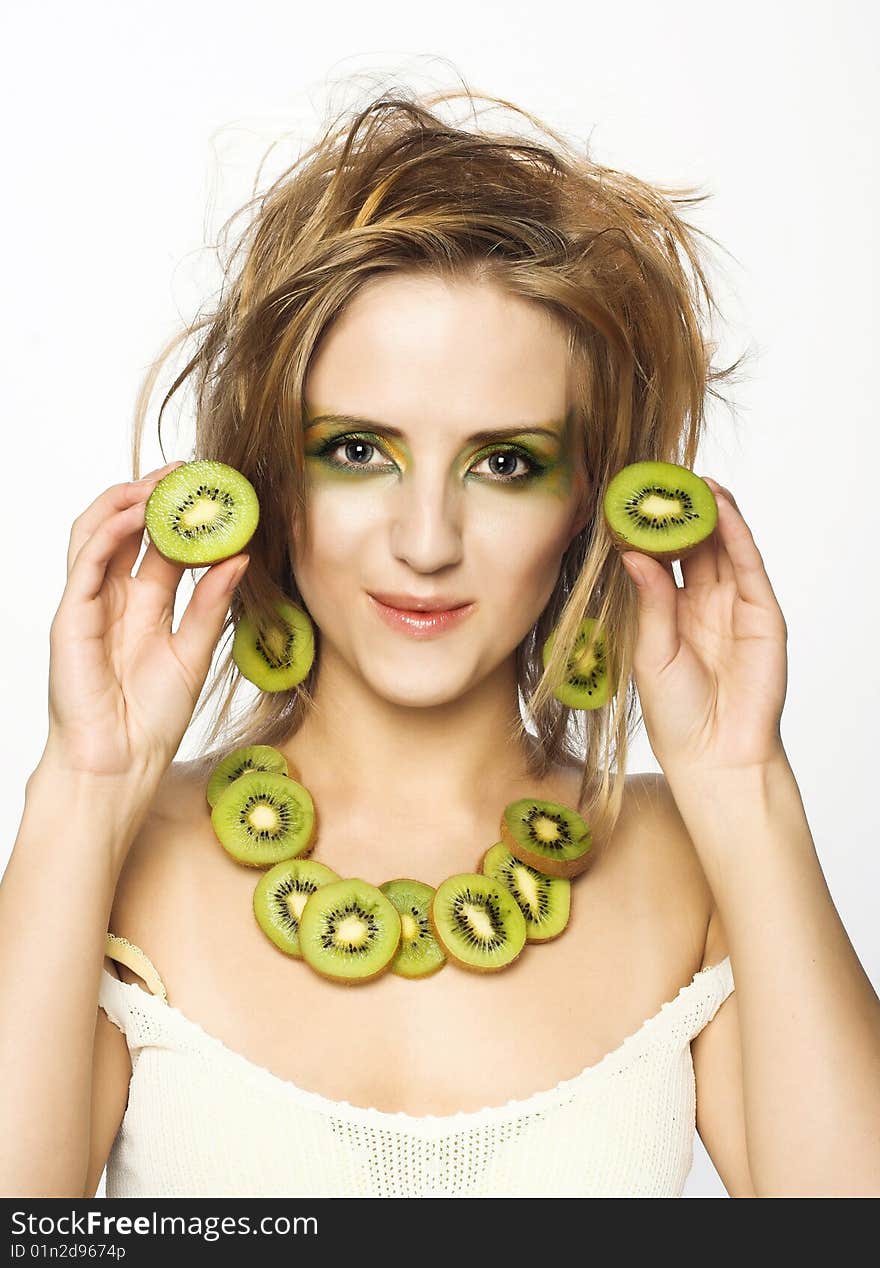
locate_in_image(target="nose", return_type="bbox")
[388,464,463,573]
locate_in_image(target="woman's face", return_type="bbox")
[294,271,591,707]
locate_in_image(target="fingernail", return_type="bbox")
[228,556,250,584]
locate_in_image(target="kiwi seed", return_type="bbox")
[144,459,259,567]
[210,769,316,868]
[603,460,718,561]
[480,842,571,943]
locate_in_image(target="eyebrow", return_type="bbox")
[304,413,566,444]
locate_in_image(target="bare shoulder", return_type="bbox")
[108,759,212,967]
[550,762,714,958]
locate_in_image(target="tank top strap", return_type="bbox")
[105,932,168,1002]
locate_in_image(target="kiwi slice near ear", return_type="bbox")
[429,873,527,973]
[500,798,593,879]
[298,878,402,984]
[253,858,340,957]
[542,617,612,710]
[144,459,259,566]
[603,460,718,561]
[232,600,315,692]
[379,879,447,979]
[206,744,293,807]
[480,843,571,943]
[210,770,316,868]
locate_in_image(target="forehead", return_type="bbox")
[305,272,572,429]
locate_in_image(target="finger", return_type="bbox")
[699,476,735,586]
[620,551,681,674]
[173,555,251,683]
[679,533,719,590]
[703,481,776,607]
[134,537,186,592]
[66,499,155,604]
[66,461,185,576]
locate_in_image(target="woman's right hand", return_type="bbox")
[42,461,250,780]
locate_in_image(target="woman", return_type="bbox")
[3,84,878,1199]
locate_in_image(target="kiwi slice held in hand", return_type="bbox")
[210,770,316,868]
[144,459,259,566]
[429,873,527,973]
[232,600,315,692]
[206,744,294,807]
[542,617,612,710]
[500,798,593,879]
[379,879,447,979]
[298,878,402,984]
[603,460,718,561]
[481,843,571,943]
[253,858,341,957]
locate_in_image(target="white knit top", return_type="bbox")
[98,933,735,1198]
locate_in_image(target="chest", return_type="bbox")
[113,817,705,1116]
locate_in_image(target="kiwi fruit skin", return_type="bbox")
[542,618,612,710]
[500,798,593,880]
[298,877,402,986]
[379,878,447,979]
[480,843,571,944]
[232,600,315,692]
[144,459,260,567]
[206,745,292,808]
[210,770,316,869]
[603,460,718,562]
[429,873,528,974]
[253,859,341,957]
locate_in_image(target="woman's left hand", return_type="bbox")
[620,476,789,776]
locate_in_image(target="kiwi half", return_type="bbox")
[379,879,447,979]
[542,617,612,710]
[232,600,315,692]
[603,460,718,561]
[480,843,571,943]
[253,858,340,957]
[144,459,259,566]
[206,744,293,808]
[210,770,316,868]
[298,878,402,984]
[500,798,593,879]
[429,873,527,973]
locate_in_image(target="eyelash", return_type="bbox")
[315,433,543,483]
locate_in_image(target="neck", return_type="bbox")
[282,649,540,826]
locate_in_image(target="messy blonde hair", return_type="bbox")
[132,75,747,846]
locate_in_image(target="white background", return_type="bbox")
[2,0,877,1199]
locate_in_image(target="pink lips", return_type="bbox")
[367,593,476,638]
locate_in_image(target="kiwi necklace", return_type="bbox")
[207,750,594,982]
[143,457,719,983]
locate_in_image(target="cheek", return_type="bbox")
[471,489,580,608]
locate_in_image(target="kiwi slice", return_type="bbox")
[480,842,571,943]
[429,873,527,973]
[144,459,259,566]
[298,878,402,984]
[253,858,341,957]
[210,770,316,868]
[603,460,718,561]
[232,600,315,692]
[542,617,612,710]
[206,745,293,807]
[379,879,447,979]
[500,798,593,879]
